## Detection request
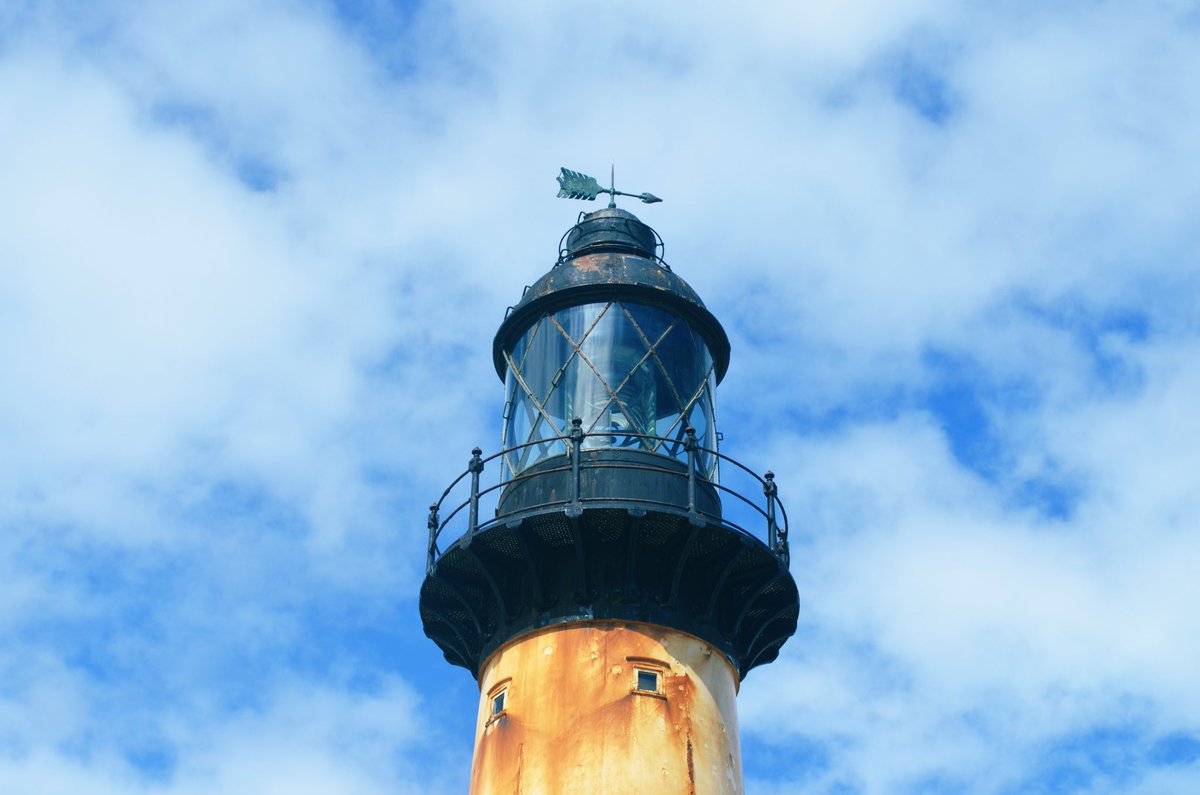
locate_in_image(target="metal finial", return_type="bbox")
[555,166,662,206]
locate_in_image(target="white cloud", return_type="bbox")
[0,672,462,795]
[1,0,1199,792]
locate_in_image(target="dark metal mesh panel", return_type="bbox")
[443,549,481,576]
[755,612,798,646]
[457,581,488,606]
[761,579,790,598]
[446,607,472,625]
[529,513,573,546]
[743,606,768,626]
[639,513,679,547]
[691,526,727,558]
[482,528,521,559]
[587,509,628,541]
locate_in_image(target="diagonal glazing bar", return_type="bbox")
[588,318,673,412]
[548,301,613,350]
[514,400,557,473]
[516,316,544,372]
[620,304,689,416]
[621,309,714,461]
[570,338,653,446]
[652,364,715,454]
[504,304,615,474]
[504,350,566,447]
[578,314,677,447]
[547,303,650,438]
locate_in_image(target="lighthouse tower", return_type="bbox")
[420,182,798,794]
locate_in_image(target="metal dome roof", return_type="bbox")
[492,208,731,382]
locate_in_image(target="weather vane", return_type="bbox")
[556,166,662,208]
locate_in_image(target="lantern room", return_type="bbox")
[493,207,730,481]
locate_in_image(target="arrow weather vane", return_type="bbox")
[556,166,662,208]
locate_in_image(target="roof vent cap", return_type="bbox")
[563,208,658,261]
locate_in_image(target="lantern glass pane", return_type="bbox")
[502,302,716,477]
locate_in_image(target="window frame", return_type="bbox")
[628,658,668,700]
[635,668,661,694]
[486,679,511,725]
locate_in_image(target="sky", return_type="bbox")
[1,0,1199,793]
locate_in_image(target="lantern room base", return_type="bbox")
[420,498,797,680]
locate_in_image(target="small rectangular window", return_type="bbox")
[491,689,506,717]
[636,669,660,693]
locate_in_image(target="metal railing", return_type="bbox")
[426,420,790,576]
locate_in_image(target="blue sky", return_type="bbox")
[2,1,1199,793]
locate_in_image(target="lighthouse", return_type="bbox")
[420,172,798,793]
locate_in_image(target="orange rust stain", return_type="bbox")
[570,255,608,274]
[469,621,743,795]
[686,736,695,795]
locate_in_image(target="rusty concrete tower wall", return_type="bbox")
[471,622,742,795]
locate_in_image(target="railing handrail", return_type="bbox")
[425,422,790,575]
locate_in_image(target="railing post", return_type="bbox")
[426,503,440,576]
[764,470,785,564]
[467,447,484,540]
[567,418,584,517]
[685,426,699,521]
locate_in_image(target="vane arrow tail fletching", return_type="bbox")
[555,166,663,206]
[556,168,604,201]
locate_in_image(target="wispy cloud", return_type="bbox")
[1,0,1198,792]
